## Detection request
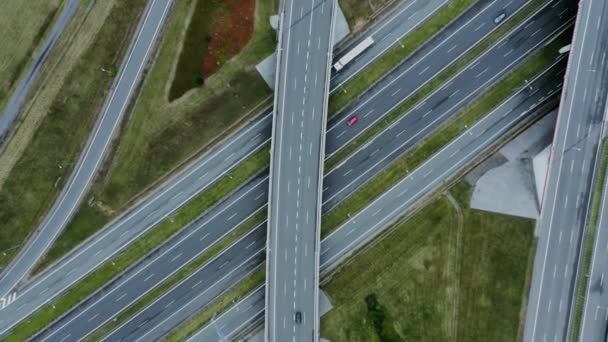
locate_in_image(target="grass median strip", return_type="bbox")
[162,270,265,342]
[326,0,546,170]
[328,0,475,114]
[3,147,269,342]
[569,139,608,342]
[84,211,266,341]
[321,34,565,237]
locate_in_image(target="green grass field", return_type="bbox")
[321,181,535,341]
[0,0,61,111]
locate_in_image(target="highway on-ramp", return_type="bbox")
[0,0,173,299]
[523,0,608,340]
[188,59,567,342]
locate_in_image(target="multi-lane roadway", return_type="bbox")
[265,0,334,339]
[524,0,608,340]
[572,2,608,342]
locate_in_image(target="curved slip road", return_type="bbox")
[0,0,174,299]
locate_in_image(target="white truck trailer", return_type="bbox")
[333,36,375,72]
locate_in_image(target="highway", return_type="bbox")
[23,2,571,340]
[0,0,447,331]
[523,0,608,340]
[265,0,335,339]
[0,0,80,145]
[188,59,567,342]
[0,0,173,299]
[573,7,608,342]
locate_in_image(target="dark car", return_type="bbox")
[295,311,302,324]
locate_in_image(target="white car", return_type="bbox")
[494,12,506,24]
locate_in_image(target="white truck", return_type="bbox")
[333,36,375,72]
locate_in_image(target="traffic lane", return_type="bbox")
[102,227,266,342]
[322,0,573,212]
[188,61,565,341]
[0,0,174,302]
[31,178,269,342]
[539,120,603,341]
[581,166,608,342]
[324,0,533,155]
[537,51,608,341]
[329,0,450,89]
[525,0,608,339]
[186,286,265,342]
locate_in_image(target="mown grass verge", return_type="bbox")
[3,148,269,342]
[328,0,475,114]
[321,181,534,341]
[321,33,565,237]
[326,0,546,170]
[338,0,397,32]
[84,211,266,341]
[0,0,148,270]
[162,269,265,342]
[569,139,608,342]
[0,0,61,110]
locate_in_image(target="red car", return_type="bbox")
[346,116,359,126]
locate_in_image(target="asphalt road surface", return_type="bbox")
[265,0,334,340]
[0,0,447,331]
[25,2,570,340]
[188,59,567,342]
[0,0,173,300]
[523,0,608,340]
[0,0,80,144]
